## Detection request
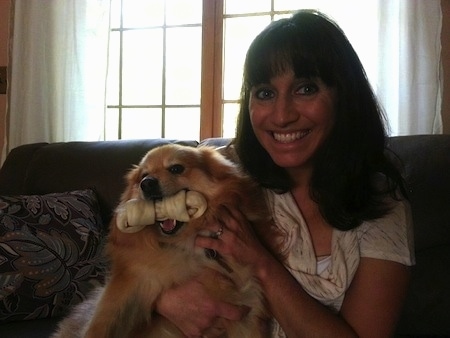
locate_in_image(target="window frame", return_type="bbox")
[200,0,224,139]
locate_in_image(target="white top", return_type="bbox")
[265,189,415,337]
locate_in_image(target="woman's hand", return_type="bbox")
[195,205,272,271]
[155,268,248,338]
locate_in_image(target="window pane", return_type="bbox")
[110,0,121,28]
[224,0,271,14]
[122,29,163,105]
[223,16,271,100]
[122,0,164,28]
[107,31,120,106]
[122,108,163,139]
[311,2,379,85]
[274,0,316,11]
[223,103,239,138]
[166,26,202,105]
[165,107,200,140]
[273,13,294,21]
[166,0,202,25]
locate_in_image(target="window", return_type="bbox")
[107,0,203,140]
[106,0,379,140]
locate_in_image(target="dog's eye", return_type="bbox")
[168,164,184,175]
[141,173,148,181]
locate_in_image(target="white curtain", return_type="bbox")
[7,0,110,154]
[376,0,443,135]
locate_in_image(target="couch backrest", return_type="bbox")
[0,139,198,226]
[388,135,450,335]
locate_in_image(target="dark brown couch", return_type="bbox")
[0,135,449,337]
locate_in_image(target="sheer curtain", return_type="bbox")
[6,0,110,154]
[376,0,442,135]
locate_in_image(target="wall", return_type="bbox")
[442,0,450,133]
[0,0,9,161]
[0,1,449,161]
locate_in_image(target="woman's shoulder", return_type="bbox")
[356,197,415,266]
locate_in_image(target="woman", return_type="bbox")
[156,10,415,337]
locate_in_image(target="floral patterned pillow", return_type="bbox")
[0,190,107,322]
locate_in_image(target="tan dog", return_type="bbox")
[52,144,280,338]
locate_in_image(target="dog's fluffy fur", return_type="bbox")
[52,144,280,338]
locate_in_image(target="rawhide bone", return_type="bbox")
[116,190,207,233]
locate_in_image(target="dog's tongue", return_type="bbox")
[160,219,177,233]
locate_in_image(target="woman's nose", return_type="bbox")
[272,96,298,127]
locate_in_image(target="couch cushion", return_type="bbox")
[0,189,107,323]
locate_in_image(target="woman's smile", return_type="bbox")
[272,129,312,143]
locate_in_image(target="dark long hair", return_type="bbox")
[233,10,407,231]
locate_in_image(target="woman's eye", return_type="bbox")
[254,88,274,100]
[297,83,319,95]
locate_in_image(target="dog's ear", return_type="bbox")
[125,165,141,184]
[119,165,142,202]
[197,146,239,180]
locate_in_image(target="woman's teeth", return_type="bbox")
[273,130,311,143]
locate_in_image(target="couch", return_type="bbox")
[0,135,448,337]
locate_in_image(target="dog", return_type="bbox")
[52,143,281,338]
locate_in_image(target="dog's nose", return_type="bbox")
[140,177,163,199]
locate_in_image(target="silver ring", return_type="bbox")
[214,225,223,238]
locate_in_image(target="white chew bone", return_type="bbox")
[116,190,207,233]
[155,190,190,222]
[154,190,208,222]
[185,191,208,219]
[116,199,155,233]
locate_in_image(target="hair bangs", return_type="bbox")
[244,20,332,89]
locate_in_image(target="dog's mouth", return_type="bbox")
[158,219,185,235]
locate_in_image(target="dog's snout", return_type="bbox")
[140,177,163,199]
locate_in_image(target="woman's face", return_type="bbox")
[249,70,336,179]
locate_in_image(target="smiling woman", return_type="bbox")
[162,10,415,337]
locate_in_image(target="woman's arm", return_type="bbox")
[340,258,411,337]
[254,251,410,337]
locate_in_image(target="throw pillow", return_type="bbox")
[0,189,107,322]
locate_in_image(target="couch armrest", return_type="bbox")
[0,142,48,195]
